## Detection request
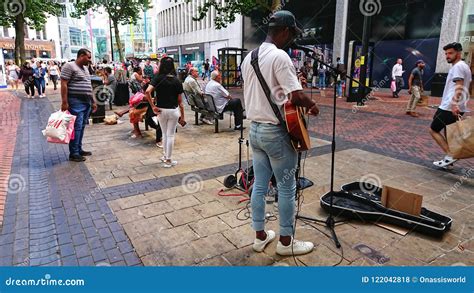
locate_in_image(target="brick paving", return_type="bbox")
[0,92,21,226]
[0,85,472,267]
[0,90,140,266]
[230,87,473,171]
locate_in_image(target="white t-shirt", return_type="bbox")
[241,42,303,125]
[49,65,59,76]
[205,79,229,113]
[392,63,403,79]
[440,60,471,112]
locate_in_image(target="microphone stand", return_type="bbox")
[293,44,372,249]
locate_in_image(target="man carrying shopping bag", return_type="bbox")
[429,42,471,168]
[60,48,97,162]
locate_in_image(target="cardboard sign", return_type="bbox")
[381,185,423,216]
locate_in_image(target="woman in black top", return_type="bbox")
[19,62,35,98]
[145,57,185,168]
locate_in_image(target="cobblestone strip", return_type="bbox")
[0,92,21,227]
[0,96,141,266]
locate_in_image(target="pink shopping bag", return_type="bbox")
[390,80,396,92]
[43,110,76,144]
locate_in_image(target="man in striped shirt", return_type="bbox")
[60,48,97,162]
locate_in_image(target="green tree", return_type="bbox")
[72,0,152,62]
[179,0,282,29]
[0,0,62,65]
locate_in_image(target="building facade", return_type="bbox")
[156,0,243,68]
[117,7,157,60]
[57,3,91,61]
[1,15,60,62]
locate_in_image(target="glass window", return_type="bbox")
[69,28,82,46]
[24,25,29,39]
[3,49,14,60]
[459,1,474,95]
[36,30,41,39]
[26,50,37,59]
[3,27,9,38]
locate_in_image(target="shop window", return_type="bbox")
[2,49,14,60]
[26,50,37,59]
[41,51,51,58]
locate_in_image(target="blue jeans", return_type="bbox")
[336,81,342,97]
[68,97,92,156]
[318,73,326,88]
[35,78,45,95]
[249,122,297,236]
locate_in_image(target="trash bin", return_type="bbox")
[430,73,447,97]
[90,76,106,124]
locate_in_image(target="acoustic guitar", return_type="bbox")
[284,102,311,151]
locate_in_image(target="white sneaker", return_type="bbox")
[276,238,314,256]
[156,142,163,148]
[252,230,276,252]
[163,160,177,168]
[202,118,213,125]
[160,156,166,162]
[433,156,457,168]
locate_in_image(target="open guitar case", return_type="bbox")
[319,182,452,238]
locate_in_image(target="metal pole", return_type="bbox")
[144,8,148,53]
[357,14,371,106]
[109,16,114,61]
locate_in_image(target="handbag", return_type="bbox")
[447,116,474,159]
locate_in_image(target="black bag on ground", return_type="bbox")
[114,82,129,106]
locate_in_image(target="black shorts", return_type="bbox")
[430,108,464,133]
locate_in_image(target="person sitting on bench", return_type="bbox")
[205,70,245,130]
[184,67,213,125]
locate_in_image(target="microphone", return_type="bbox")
[290,42,315,55]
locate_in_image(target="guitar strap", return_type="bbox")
[250,47,286,127]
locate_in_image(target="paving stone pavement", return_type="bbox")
[0,86,472,267]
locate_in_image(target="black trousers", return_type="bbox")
[394,76,404,96]
[136,102,162,142]
[223,98,244,127]
[24,81,35,96]
[50,75,59,89]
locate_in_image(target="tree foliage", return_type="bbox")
[177,0,282,29]
[0,0,62,64]
[72,0,152,62]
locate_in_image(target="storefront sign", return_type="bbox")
[182,43,204,54]
[165,46,179,54]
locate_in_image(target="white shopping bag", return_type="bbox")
[42,110,76,142]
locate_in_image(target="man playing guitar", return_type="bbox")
[241,10,319,256]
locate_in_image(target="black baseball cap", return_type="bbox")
[268,10,303,34]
